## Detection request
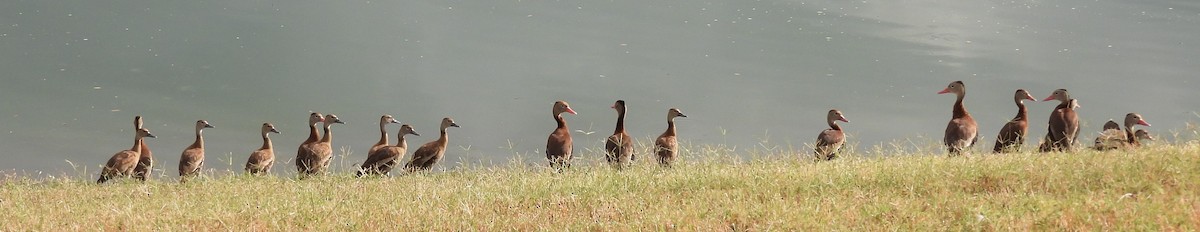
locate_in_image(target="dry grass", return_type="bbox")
[2,139,1198,231]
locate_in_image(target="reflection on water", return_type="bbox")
[1,0,1197,175]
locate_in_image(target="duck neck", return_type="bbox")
[1054,99,1069,110]
[140,141,151,154]
[555,113,568,130]
[613,108,626,134]
[320,123,333,143]
[952,94,968,118]
[376,123,389,146]
[438,127,450,145]
[1124,125,1139,146]
[305,124,319,144]
[396,134,408,149]
[261,132,273,150]
[664,118,677,137]
[1013,99,1028,121]
[828,119,842,131]
[131,135,144,152]
[191,128,204,149]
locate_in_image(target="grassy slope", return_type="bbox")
[2,141,1198,231]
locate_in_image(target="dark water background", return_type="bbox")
[2,0,1197,177]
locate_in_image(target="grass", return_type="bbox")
[2,138,1199,231]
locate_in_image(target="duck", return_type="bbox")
[605,100,635,169]
[295,112,325,175]
[938,81,978,156]
[546,101,577,171]
[178,120,214,181]
[654,108,687,167]
[1135,129,1155,142]
[132,116,154,181]
[1094,113,1151,150]
[98,128,156,183]
[245,123,281,175]
[814,109,849,161]
[368,115,401,157]
[992,89,1037,153]
[358,124,419,177]
[1101,120,1121,131]
[1039,89,1080,152]
[405,118,459,172]
[306,114,344,176]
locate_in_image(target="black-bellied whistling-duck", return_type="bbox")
[814,109,849,161]
[296,112,324,174]
[1039,89,1080,152]
[1093,118,1123,150]
[546,101,577,171]
[306,114,344,176]
[1094,113,1151,150]
[605,100,634,169]
[98,128,156,184]
[245,123,280,175]
[178,120,214,181]
[654,108,687,167]
[992,89,1037,153]
[369,115,401,157]
[132,116,154,181]
[938,81,978,156]
[358,124,419,177]
[1102,120,1121,131]
[1135,129,1155,142]
[405,118,459,172]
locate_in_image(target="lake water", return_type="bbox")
[2,0,1197,177]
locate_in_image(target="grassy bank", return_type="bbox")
[2,140,1199,231]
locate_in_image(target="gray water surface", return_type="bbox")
[2,0,1197,176]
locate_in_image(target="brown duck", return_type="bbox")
[814,109,849,161]
[368,115,401,157]
[992,89,1036,153]
[295,113,324,174]
[178,120,214,182]
[132,116,154,181]
[306,114,344,176]
[605,100,634,169]
[938,81,978,156]
[358,124,419,177]
[1039,89,1080,152]
[98,128,156,183]
[546,101,577,171]
[654,108,687,167]
[405,118,458,172]
[1094,113,1151,150]
[245,123,280,175]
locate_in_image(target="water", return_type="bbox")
[2,0,1197,176]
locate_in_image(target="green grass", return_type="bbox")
[3,139,1199,231]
